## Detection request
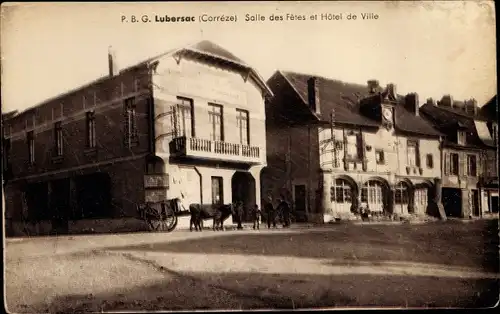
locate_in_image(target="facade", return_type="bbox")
[2,40,272,236]
[263,71,444,223]
[420,95,498,217]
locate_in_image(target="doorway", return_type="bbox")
[294,185,307,222]
[491,196,499,213]
[442,188,462,217]
[471,189,480,216]
[50,178,71,234]
[231,171,256,222]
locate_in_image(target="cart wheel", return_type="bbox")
[146,213,178,232]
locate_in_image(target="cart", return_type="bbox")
[136,198,190,232]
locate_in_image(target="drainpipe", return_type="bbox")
[194,166,203,204]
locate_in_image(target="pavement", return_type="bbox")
[4,219,500,311]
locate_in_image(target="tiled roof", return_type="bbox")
[394,107,442,137]
[281,71,379,127]
[8,40,271,119]
[187,40,248,66]
[420,103,495,147]
[280,71,441,136]
[480,95,497,121]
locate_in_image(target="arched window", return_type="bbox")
[330,179,352,204]
[146,157,165,174]
[361,181,383,205]
[395,182,409,205]
[415,188,428,206]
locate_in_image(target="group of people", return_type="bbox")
[250,195,292,230]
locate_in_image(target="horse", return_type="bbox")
[189,203,235,231]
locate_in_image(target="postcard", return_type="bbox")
[1,1,498,311]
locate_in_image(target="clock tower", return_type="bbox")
[380,83,397,131]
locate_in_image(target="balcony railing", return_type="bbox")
[169,136,262,164]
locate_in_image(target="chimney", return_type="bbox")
[465,98,478,115]
[426,97,436,106]
[307,77,320,114]
[108,46,117,77]
[367,79,380,94]
[386,83,397,99]
[404,93,420,116]
[440,95,453,108]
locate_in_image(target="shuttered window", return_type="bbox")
[450,153,459,175]
[54,122,63,156]
[124,97,138,147]
[467,155,477,176]
[176,97,194,138]
[208,104,223,142]
[27,131,35,165]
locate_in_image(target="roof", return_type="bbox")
[8,40,272,120]
[480,95,497,121]
[420,103,495,147]
[280,71,379,127]
[279,71,442,136]
[394,106,442,137]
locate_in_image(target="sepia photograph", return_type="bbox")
[1,1,498,311]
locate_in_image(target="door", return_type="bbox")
[471,190,480,216]
[51,178,70,234]
[491,196,499,213]
[294,185,307,222]
[211,177,223,205]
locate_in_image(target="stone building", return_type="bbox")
[262,71,443,222]
[2,40,272,236]
[420,95,498,217]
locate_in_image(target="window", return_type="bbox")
[346,132,362,159]
[467,154,477,176]
[415,189,428,206]
[208,104,223,142]
[236,109,250,145]
[450,153,459,175]
[330,179,352,203]
[394,182,409,204]
[407,140,419,167]
[176,97,194,138]
[457,131,466,145]
[124,97,138,146]
[426,154,433,168]
[211,176,223,205]
[54,122,63,156]
[86,111,96,148]
[361,181,383,205]
[27,131,35,165]
[375,149,385,165]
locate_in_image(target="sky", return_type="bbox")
[1,1,497,113]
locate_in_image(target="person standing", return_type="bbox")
[252,204,261,230]
[278,196,291,228]
[264,195,276,229]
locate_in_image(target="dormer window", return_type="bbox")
[457,131,466,145]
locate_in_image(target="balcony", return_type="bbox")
[169,136,262,164]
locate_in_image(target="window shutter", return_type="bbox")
[356,133,363,159]
[459,154,466,176]
[416,142,421,167]
[444,153,449,175]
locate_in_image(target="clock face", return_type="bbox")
[383,108,392,120]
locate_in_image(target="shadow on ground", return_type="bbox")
[105,220,499,273]
[42,271,499,312]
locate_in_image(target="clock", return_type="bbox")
[382,108,392,120]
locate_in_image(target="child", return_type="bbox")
[253,204,262,230]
